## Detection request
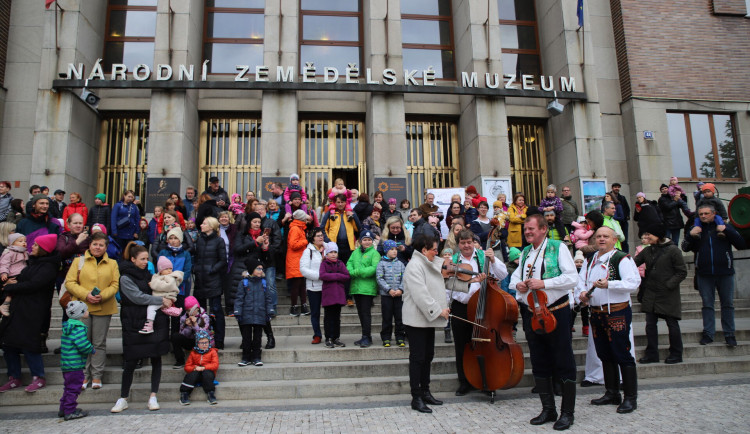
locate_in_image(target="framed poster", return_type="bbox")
[374,177,407,203]
[481,177,513,217]
[580,179,608,214]
[146,177,180,211]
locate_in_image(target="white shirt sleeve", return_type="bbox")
[607,256,641,294]
[573,259,591,302]
[488,256,508,281]
[541,245,578,292]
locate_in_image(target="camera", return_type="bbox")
[80,88,100,108]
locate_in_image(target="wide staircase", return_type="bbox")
[1,262,749,409]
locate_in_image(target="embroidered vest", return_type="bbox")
[452,249,485,271]
[520,239,562,280]
[606,250,629,281]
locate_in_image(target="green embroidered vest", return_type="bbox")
[520,239,562,280]
[452,249,485,271]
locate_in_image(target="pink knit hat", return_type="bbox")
[184,296,199,311]
[91,223,107,235]
[35,234,58,253]
[157,256,172,273]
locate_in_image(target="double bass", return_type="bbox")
[462,253,524,402]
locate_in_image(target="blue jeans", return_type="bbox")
[307,290,322,338]
[265,267,277,312]
[697,274,735,339]
[3,345,44,378]
[666,228,681,246]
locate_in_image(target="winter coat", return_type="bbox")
[412,218,440,240]
[470,217,492,245]
[561,197,579,225]
[376,256,406,295]
[300,243,324,292]
[149,271,183,301]
[158,248,192,296]
[233,276,273,326]
[0,253,60,352]
[62,202,88,231]
[354,201,373,223]
[229,231,269,296]
[0,192,12,222]
[321,210,361,251]
[119,261,170,361]
[381,208,401,224]
[634,240,687,319]
[15,213,61,253]
[184,197,196,219]
[0,246,27,277]
[319,258,349,307]
[507,204,527,248]
[150,225,195,259]
[87,204,111,234]
[464,206,479,226]
[347,245,380,296]
[696,196,728,221]
[634,200,662,235]
[402,250,448,328]
[538,196,563,216]
[56,231,90,279]
[195,200,218,227]
[48,200,67,219]
[193,231,227,299]
[156,212,186,233]
[658,193,687,230]
[179,307,212,342]
[362,217,382,239]
[185,347,219,374]
[60,319,94,372]
[202,187,230,214]
[111,201,141,240]
[285,219,309,279]
[65,251,120,316]
[376,230,413,265]
[683,221,746,276]
[570,221,594,250]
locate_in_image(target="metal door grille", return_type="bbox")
[405,121,459,205]
[199,118,262,196]
[509,123,547,207]
[98,117,149,204]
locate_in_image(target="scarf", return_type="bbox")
[168,244,183,253]
[249,228,261,239]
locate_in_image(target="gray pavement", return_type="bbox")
[2,374,749,433]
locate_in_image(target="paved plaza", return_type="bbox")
[1,375,748,433]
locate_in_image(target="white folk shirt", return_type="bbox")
[574,249,641,309]
[509,239,578,307]
[447,248,508,305]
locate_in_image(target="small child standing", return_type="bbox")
[228,193,246,216]
[0,233,28,316]
[283,174,309,214]
[59,301,95,420]
[234,258,274,367]
[376,240,406,347]
[327,178,353,213]
[318,242,349,348]
[141,257,183,334]
[179,330,219,406]
[538,184,568,240]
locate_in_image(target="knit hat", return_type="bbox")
[35,234,57,253]
[246,212,262,224]
[30,194,48,206]
[441,247,454,257]
[167,226,184,243]
[95,193,106,202]
[576,216,586,223]
[157,256,173,273]
[493,200,504,209]
[701,183,716,193]
[290,191,301,200]
[194,329,212,354]
[65,300,88,320]
[640,222,666,239]
[573,250,585,263]
[8,233,24,246]
[292,209,308,221]
[670,176,678,182]
[360,230,374,241]
[544,210,556,217]
[660,184,669,190]
[290,173,300,181]
[636,192,646,199]
[90,223,107,235]
[184,296,199,312]
[388,198,397,205]
[244,257,263,274]
[382,240,398,252]
[465,185,478,195]
[697,181,705,188]
[508,247,521,262]
[324,241,338,256]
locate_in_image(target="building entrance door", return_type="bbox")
[508,121,548,207]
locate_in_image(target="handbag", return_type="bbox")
[117,204,132,229]
[59,256,85,308]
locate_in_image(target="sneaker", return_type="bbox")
[699,334,713,345]
[147,396,160,411]
[346,299,355,307]
[172,362,185,369]
[138,320,154,335]
[160,306,183,317]
[354,336,364,346]
[333,339,346,347]
[207,391,218,405]
[179,392,191,406]
[311,336,322,344]
[301,303,311,316]
[383,340,391,347]
[582,326,589,336]
[325,338,335,348]
[397,339,406,347]
[0,301,10,317]
[24,376,46,393]
[726,336,738,348]
[238,360,251,367]
[110,398,128,413]
[360,336,372,348]
[253,359,264,366]
[64,409,88,421]
[0,377,21,393]
[91,380,102,390]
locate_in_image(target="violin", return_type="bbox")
[524,251,557,335]
[441,257,479,281]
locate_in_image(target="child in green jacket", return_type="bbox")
[59,301,95,421]
[346,231,381,348]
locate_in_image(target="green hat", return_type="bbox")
[95,193,106,202]
[508,247,521,262]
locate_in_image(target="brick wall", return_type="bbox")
[610,0,750,101]
[712,0,747,15]
[0,0,10,86]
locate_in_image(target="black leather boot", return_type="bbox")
[553,380,576,430]
[422,389,443,405]
[411,393,432,413]
[530,377,558,425]
[265,333,276,349]
[617,365,637,413]
[591,362,622,405]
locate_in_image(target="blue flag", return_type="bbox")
[577,0,584,28]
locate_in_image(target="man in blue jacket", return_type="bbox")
[683,204,746,347]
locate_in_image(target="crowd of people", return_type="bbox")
[0,174,744,425]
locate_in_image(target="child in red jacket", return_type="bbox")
[179,330,219,406]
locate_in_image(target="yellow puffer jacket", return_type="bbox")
[65,251,120,316]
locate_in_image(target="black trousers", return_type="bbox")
[571,305,590,328]
[520,296,576,381]
[121,357,161,398]
[171,333,194,365]
[380,295,405,341]
[450,300,472,387]
[644,312,683,360]
[590,305,636,367]
[337,242,352,299]
[323,305,342,339]
[405,325,435,397]
[353,294,374,338]
[239,324,263,361]
[180,369,215,393]
[287,277,307,306]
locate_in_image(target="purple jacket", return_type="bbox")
[319,258,349,307]
[538,196,563,215]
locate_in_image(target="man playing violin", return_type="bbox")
[575,227,641,414]
[510,214,578,430]
[446,229,507,396]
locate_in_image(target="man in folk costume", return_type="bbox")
[509,215,578,430]
[576,227,641,414]
[445,229,507,396]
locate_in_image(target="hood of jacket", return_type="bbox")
[62,318,86,335]
[119,260,152,282]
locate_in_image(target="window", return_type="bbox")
[401,0,455,79]
[667,112,742,181]
[497,0,541,78]
[98,116,149,204]
[405,120,459,205]
[103,0,157,71]
[204,0,265,74]
[200,118,263,197]
[299,0,362,74]
[508,121,547,207]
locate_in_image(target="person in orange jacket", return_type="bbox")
[179,330,219,405]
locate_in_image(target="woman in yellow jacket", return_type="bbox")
[64,232,120,390]
[507,193,528,248]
